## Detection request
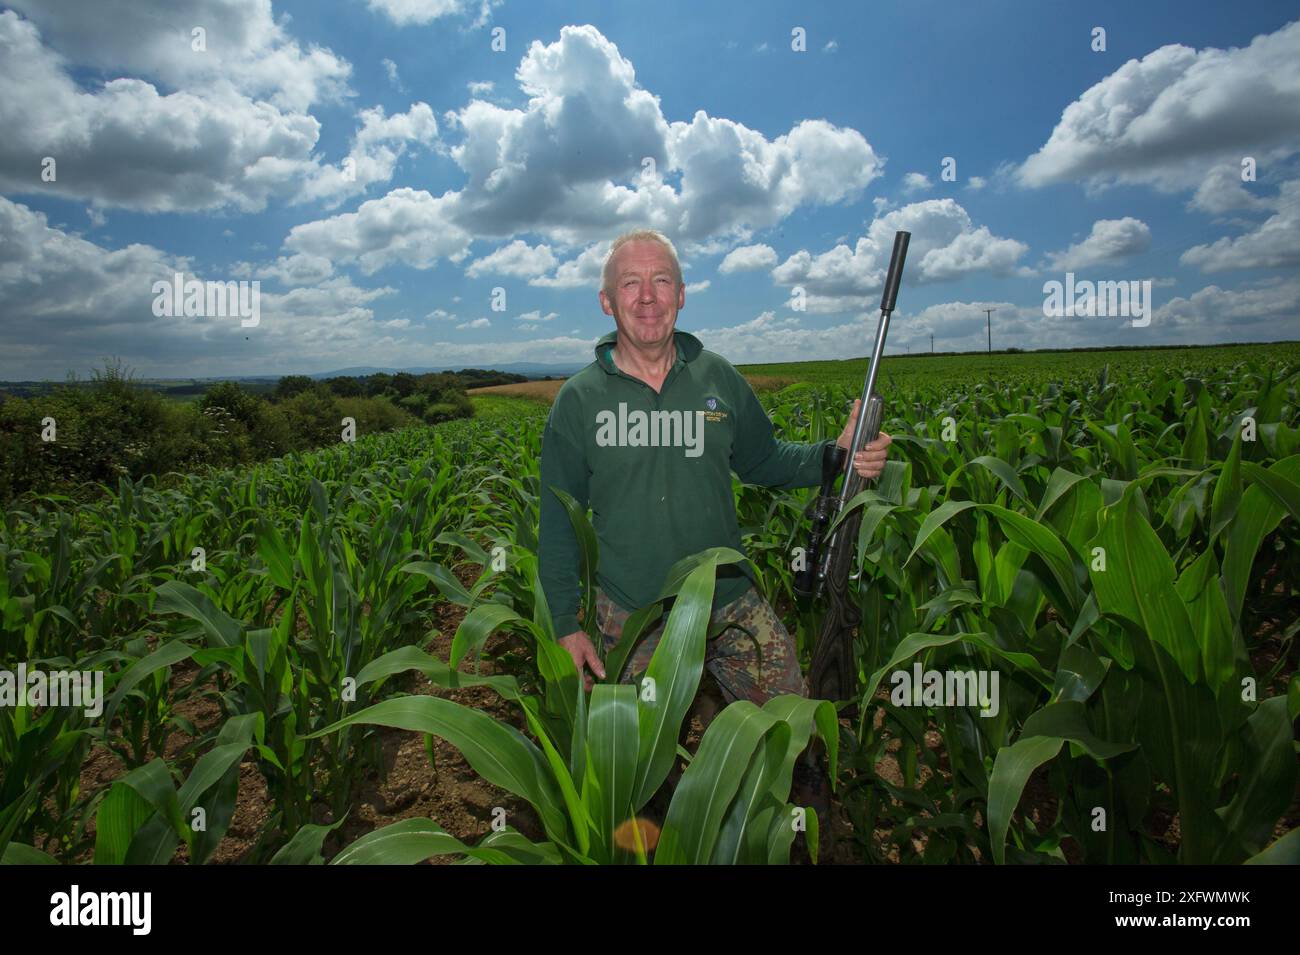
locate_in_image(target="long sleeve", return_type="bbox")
[729,377,831,490]
[537,404,590,636]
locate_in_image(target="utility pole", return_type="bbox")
[984,308,995,353]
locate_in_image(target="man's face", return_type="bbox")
[599,240,685,351]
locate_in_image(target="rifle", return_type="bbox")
[796,230,911,703]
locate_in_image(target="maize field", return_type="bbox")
[2,347,1298,865]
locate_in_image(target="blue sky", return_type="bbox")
[1,0,1298,379]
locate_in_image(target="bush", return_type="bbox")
[274,375,315,401]
[423,395,472,424]
[278,385,344,451]
[336,395,421,435]
[0,361,179,504]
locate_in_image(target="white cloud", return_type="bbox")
[465,239,558,278]
[467,80,494,95]
[823,40,838,53]
[772,198,1028,307]
[1181,178,1300,271]
[382,58,405,91]
[530,241,611,289]
[1151,277,1300,338]
[1190,163,1277,214]
[1044,217,1152,271]
[515,310,557,322]
[719,244,779,273]
[232,252,335,286]
[0,196,414,379]
[5,0,352,113]
[442,25,882,244]
[365,0,502,28]
[456,317,491,329]
[280,24,884,275]
[691,311,870,364]
[902,172,932,195]
[426,308,457,320]
[295,102,439,207]
[1017,20,1300,194]
[0,11,431,213]
[967,176,987,191]
[284,188,473,273]
[685,280,710,293]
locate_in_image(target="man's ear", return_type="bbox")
[598,288,613,316]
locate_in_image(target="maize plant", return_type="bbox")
[1,348,1296,865]
[304,547,838,864]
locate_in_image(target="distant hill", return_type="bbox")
[307,362,587,379]
[0,362,587,391]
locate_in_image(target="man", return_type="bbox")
[536,228,891,819]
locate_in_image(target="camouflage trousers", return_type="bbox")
[594,585,807,706]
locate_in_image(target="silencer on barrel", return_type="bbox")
[879,231,911,314]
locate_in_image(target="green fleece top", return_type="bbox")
[538,328,833,635]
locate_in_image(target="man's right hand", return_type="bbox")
[558,630,606,691]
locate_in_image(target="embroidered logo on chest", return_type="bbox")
[702,395,729,423]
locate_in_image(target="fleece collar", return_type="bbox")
[595,328,703,374]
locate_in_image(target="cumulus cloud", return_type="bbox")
[719,244,778,273]
[902,172,932,195]
[284,188,473,273]
[5,0,352,112]
[1180,178,1300,271]
[514,310,557,322]
[365,0,502,28]
[685,279,710,293]
[275,24,883,275]
[456,317,490,329]
[232,252,335,286]
[295,102,439,207]
[0,10,432,212]
[0,196,413,378]
[1190,163,1277,214]
[439,26,878,244]
[530,241,611,289]
[465,239,558,278]
[1044,217,1152,271]
[1151,277,1300,338]
[967,176,987,190]
[1017,19,1300,194]
[689,311,872,364]
[771,198,1028,310]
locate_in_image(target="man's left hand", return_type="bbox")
[836,398,892,480]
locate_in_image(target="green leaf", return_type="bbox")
[656,702,783,865]
[632,557,722,808]
[1088,487,1200,684]
[1215,697,1298,862]
[582,683,639,858]
[154,580,242,648]
[331,818,533,865]
[271,817,344,864]
[306,696,569,843]
[987,735,1063,866]
[1,842,60,864]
